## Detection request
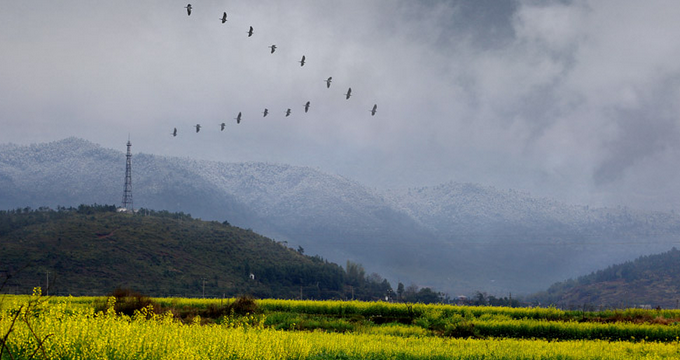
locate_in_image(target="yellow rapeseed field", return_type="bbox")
[2,292,680,359]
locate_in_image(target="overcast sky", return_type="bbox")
[3,0,680,211]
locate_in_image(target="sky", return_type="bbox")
[3,0,680,211]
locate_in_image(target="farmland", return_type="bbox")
[2,291,680,359]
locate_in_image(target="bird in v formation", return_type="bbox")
[176,4,377,136]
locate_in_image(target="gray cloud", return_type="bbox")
[2,0,680,211]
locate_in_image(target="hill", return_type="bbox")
[531,248,680,308]
[0,205,391,299]
[2,138,680,295]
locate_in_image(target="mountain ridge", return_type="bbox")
[2,137,679,295]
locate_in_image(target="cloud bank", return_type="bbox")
[2,0,680,211]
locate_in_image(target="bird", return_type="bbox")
[220,123,226,131]
[304,101,310,113]
[285,108,291,117]
[299,55,306,66]
[247,26,254,37]
[325,77,332,88]
[370,104,377,116]
[185,4,192,16]
[263,108,269,117]
[195,124,201,133]
[344,87,352,99]
[269,45,277,54]
[172,128,177,137]
[236,112,242,124]
[220,12,227,23]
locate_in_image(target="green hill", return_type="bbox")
[0,205,390,300]
[531,248,680,308]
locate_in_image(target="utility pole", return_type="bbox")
[202,278,206,298]
[46,271,49,296]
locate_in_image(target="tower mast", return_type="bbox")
[121,138,133,212]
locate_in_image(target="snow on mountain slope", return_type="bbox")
[3,138,680,294]
[383,181,680,243]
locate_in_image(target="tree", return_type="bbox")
[473,291,487,306]
[345,260,365,287]
[415,288,440,304]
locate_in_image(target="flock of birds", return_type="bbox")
[173,4,378,137]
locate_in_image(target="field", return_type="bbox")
[2,290,680,359]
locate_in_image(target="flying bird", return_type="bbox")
[220,122,226,131]
[185,4,192,16]
[325,77,332,88]
[195,124,201,133]
[263,108,269,117]
[344,87,352,99]
[220,12,227,23]
[236,112,242,124]
[172,128,177,137]
[269,45,277,54]
[370,104,377,116]
[299,55,306,66]
[247,26,254,37]
[285,108,291,117]
[304,101,310,113]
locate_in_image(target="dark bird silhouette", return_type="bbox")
[299,55,306,66]
[220,122,226,131]
[269,45,277,54]
[325,77,332,88]
[185,4,192,16]
[172,128,177,137]
[345,87,352,99]
[263,108,269,117]
[304,101,310,113]
[247,26,254,37]
[285,108,291,117]
[220,12,227,23]
[236,112,242,124]
[195,124,201,133]
[370,104,377,116]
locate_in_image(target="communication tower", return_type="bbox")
[121,138,133,212]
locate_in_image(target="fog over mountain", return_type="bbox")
[2,138,679,295]
[4,1,680,214]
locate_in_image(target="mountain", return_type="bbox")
[0,205,393,299]
[2,138,680,295]
[530,248,680,308]
[382,183,680,288]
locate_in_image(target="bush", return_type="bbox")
[229,296,258,315]
[95,288,158,316]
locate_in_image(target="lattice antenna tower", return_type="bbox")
[121,137,133,212]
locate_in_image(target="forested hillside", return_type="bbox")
[532,248,680,308]
[0,205,392,300]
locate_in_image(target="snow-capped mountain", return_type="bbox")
[2,138,679,294]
